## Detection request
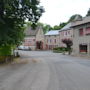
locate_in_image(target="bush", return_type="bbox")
[53,47,66,53]
[53,47,72,53]
[0,46,13,63]
[0,46,12,56]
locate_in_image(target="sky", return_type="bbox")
[39,0,90,26]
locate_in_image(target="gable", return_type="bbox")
[36,27,44,41]
[24,26,39,36]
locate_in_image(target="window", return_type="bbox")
[29,41,31,42]
[33,39,35,41]
[47,39,48,43]
[68,31,70,35]
[65,31,67,35]
[79,44,87,53]
[61,32,64,35]
[85,27,90,35]
[49,45,51,49]
[50,39,52,43]
[79,28,84,36]
[54,39,56,43]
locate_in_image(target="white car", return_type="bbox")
[18,46,31,50]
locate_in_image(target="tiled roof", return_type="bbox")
[24,26,41,36]
[72,16,90,27]
[45,30,59,36]
[60,23,72,31]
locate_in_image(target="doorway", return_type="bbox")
[36,41,43,50]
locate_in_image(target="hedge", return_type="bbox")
[0,46,13,63]
[53,47,71,53]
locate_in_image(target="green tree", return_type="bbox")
[0,0,44,58]
[59,22,67,29]
[53,25,60,30]
[25,22,67,34]
[86,8,90,16]
[36,23,52,34]
[68,14,82,22]
[43,24,52,33]
[51,22,67,30]
[62,39,73,55]
[0,0,44,46]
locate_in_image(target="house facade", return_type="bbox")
[59,23,73,47]
[72,16,90,56]
[23,26,45,50]
[45,30,59,50]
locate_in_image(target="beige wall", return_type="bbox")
[73,23,90,56]
[36,28,45,49]
[59,29,73,47]
[45,35,59,49]
[36,28,44,41]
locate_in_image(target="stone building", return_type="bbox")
[23,26,45,50]
[59,23,73,47]
[72,16,90,56]
[45,30,59,50]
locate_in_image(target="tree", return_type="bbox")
[86,8,90,16]
[0,0,44,59]
[62,39,73,55]
[53,25,60,30]
[25,21,67,34]
[0,0,44,46]
[59,22,67,29]
[36,23,52,34]
[68,14,82,22]
[25,22,52,34]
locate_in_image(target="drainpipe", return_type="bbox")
[89,43,90,56]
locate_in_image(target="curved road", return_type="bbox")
[0,51,90,90]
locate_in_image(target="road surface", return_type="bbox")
[0,51,90,90]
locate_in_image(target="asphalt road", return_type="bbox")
[0,51,90,90]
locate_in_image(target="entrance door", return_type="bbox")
[36,41,43,50]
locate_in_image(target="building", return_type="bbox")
[59,23,73,47]
[45,30,59,50]
[72,16,90,56]
[23,26,45,50]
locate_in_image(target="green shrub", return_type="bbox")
[53,47,64,53]
[0,46,14,63]
[53,47,71,53]
[0,46,12,56]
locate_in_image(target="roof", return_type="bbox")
[73,15,82,21]
[60,23,72,31]
[72,16,90,27]
[24,26,41,36]
[45,30,59,36]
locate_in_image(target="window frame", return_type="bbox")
[79,28,84,36]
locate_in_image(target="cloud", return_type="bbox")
[39,0,90,26]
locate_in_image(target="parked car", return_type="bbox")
[18,46,31,50]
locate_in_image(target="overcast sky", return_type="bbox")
[39,0,90,26]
